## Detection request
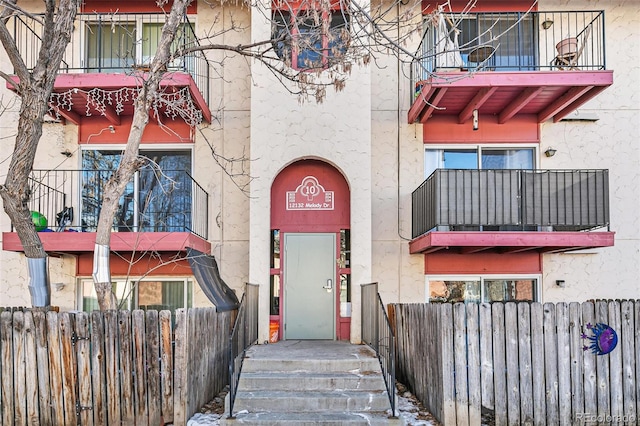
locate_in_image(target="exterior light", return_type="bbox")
[545,147,557,157]
[472,109,479,131]
[542,19,554,30]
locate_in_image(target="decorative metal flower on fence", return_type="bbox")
[581,322,618,355]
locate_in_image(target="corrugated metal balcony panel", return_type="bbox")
[411,169,612,253]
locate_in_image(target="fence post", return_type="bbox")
[173,308,188,425]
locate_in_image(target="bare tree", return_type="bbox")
[0,0,81,306]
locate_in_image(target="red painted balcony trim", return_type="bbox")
[2,232,211,254]
[409,70,614,125]
[409,231,615,255]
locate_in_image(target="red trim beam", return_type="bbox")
[2,232,211,254]
[409,231,615,255]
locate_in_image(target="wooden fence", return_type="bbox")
[0,307,233,426]
[391,300,639,426]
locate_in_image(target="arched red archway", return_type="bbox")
[270,159,351,340]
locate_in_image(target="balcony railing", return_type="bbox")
[14,169,209,240]
[9,12,210,101]
[411,10,605,90]
[411,169,609,239]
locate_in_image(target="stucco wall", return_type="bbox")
[538,0,640,301]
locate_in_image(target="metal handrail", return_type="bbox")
[227,283,259,419]
[12,169,209,239]
[361,282,397,418]
[411,10,606,102]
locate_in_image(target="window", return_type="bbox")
[81,148,193,232]
[425,145,535,177]
[456,13,536,70]
[272,7,350,70]
[427,275,539,303]
[84,17,195,72]
[79,278,193,311]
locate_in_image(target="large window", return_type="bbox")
[79,278,193,311]
[81,148,193,232]
[425,145,535,177]
[84,17,195,72]
[427,276,539,303]
[272,8,350,70]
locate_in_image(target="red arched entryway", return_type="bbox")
[270,159,351,340]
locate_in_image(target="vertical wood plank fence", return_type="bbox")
[0,307,233,426]
[392,300,639,426]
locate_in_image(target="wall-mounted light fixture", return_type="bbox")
[52,282,66,291]
[472,109,479,131]
[555,280,565,288]
[544,147,557,157]
[60,150,73,158]
[108,125,115,133]
[541,19,554,30]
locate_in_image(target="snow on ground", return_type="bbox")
[186,383,440,425]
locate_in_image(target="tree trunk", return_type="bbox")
[92,0,193,310]
[0,0,80,306]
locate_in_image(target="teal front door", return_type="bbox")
[283,233,336,340]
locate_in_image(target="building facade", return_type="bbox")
[0,0,638,344]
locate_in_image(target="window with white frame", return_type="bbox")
[80,147,193,232]
[424,145,536,178]
[79,278,193,312]
[426,275,540,303]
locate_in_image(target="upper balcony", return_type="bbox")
[409,10,613,125]
[409,169,614,254]
[7,12,211,125]
[2,169,210,254]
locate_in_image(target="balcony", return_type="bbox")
[409,10,613,125]
[7,12,211,124]
[2,169,210,254]
[409,169,614,254]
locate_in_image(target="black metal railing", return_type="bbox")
[361,282,397,418]
[227,283,259,419]
[8,12,210,101]
[411,10,606,91]
[411,169,609,238]
[13,169,209,239]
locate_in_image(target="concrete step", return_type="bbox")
[222,412,404,425]
[240,357,381,374]
[238,372,387,392]
[228,390,391,413]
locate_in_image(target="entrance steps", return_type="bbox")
[222,340,403,425]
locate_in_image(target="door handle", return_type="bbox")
[323,279,333,292]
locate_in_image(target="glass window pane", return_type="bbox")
[481,148,534,169]
[81,280,132,311]
[443,150,478,169]
[138,280,187,311]
[483,279,536,302]
[86,22,135,72]
[340,273,351,317]
[429,279,480,303]
[270,275,280,316]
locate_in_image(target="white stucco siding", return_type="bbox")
[536,0,640,301]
